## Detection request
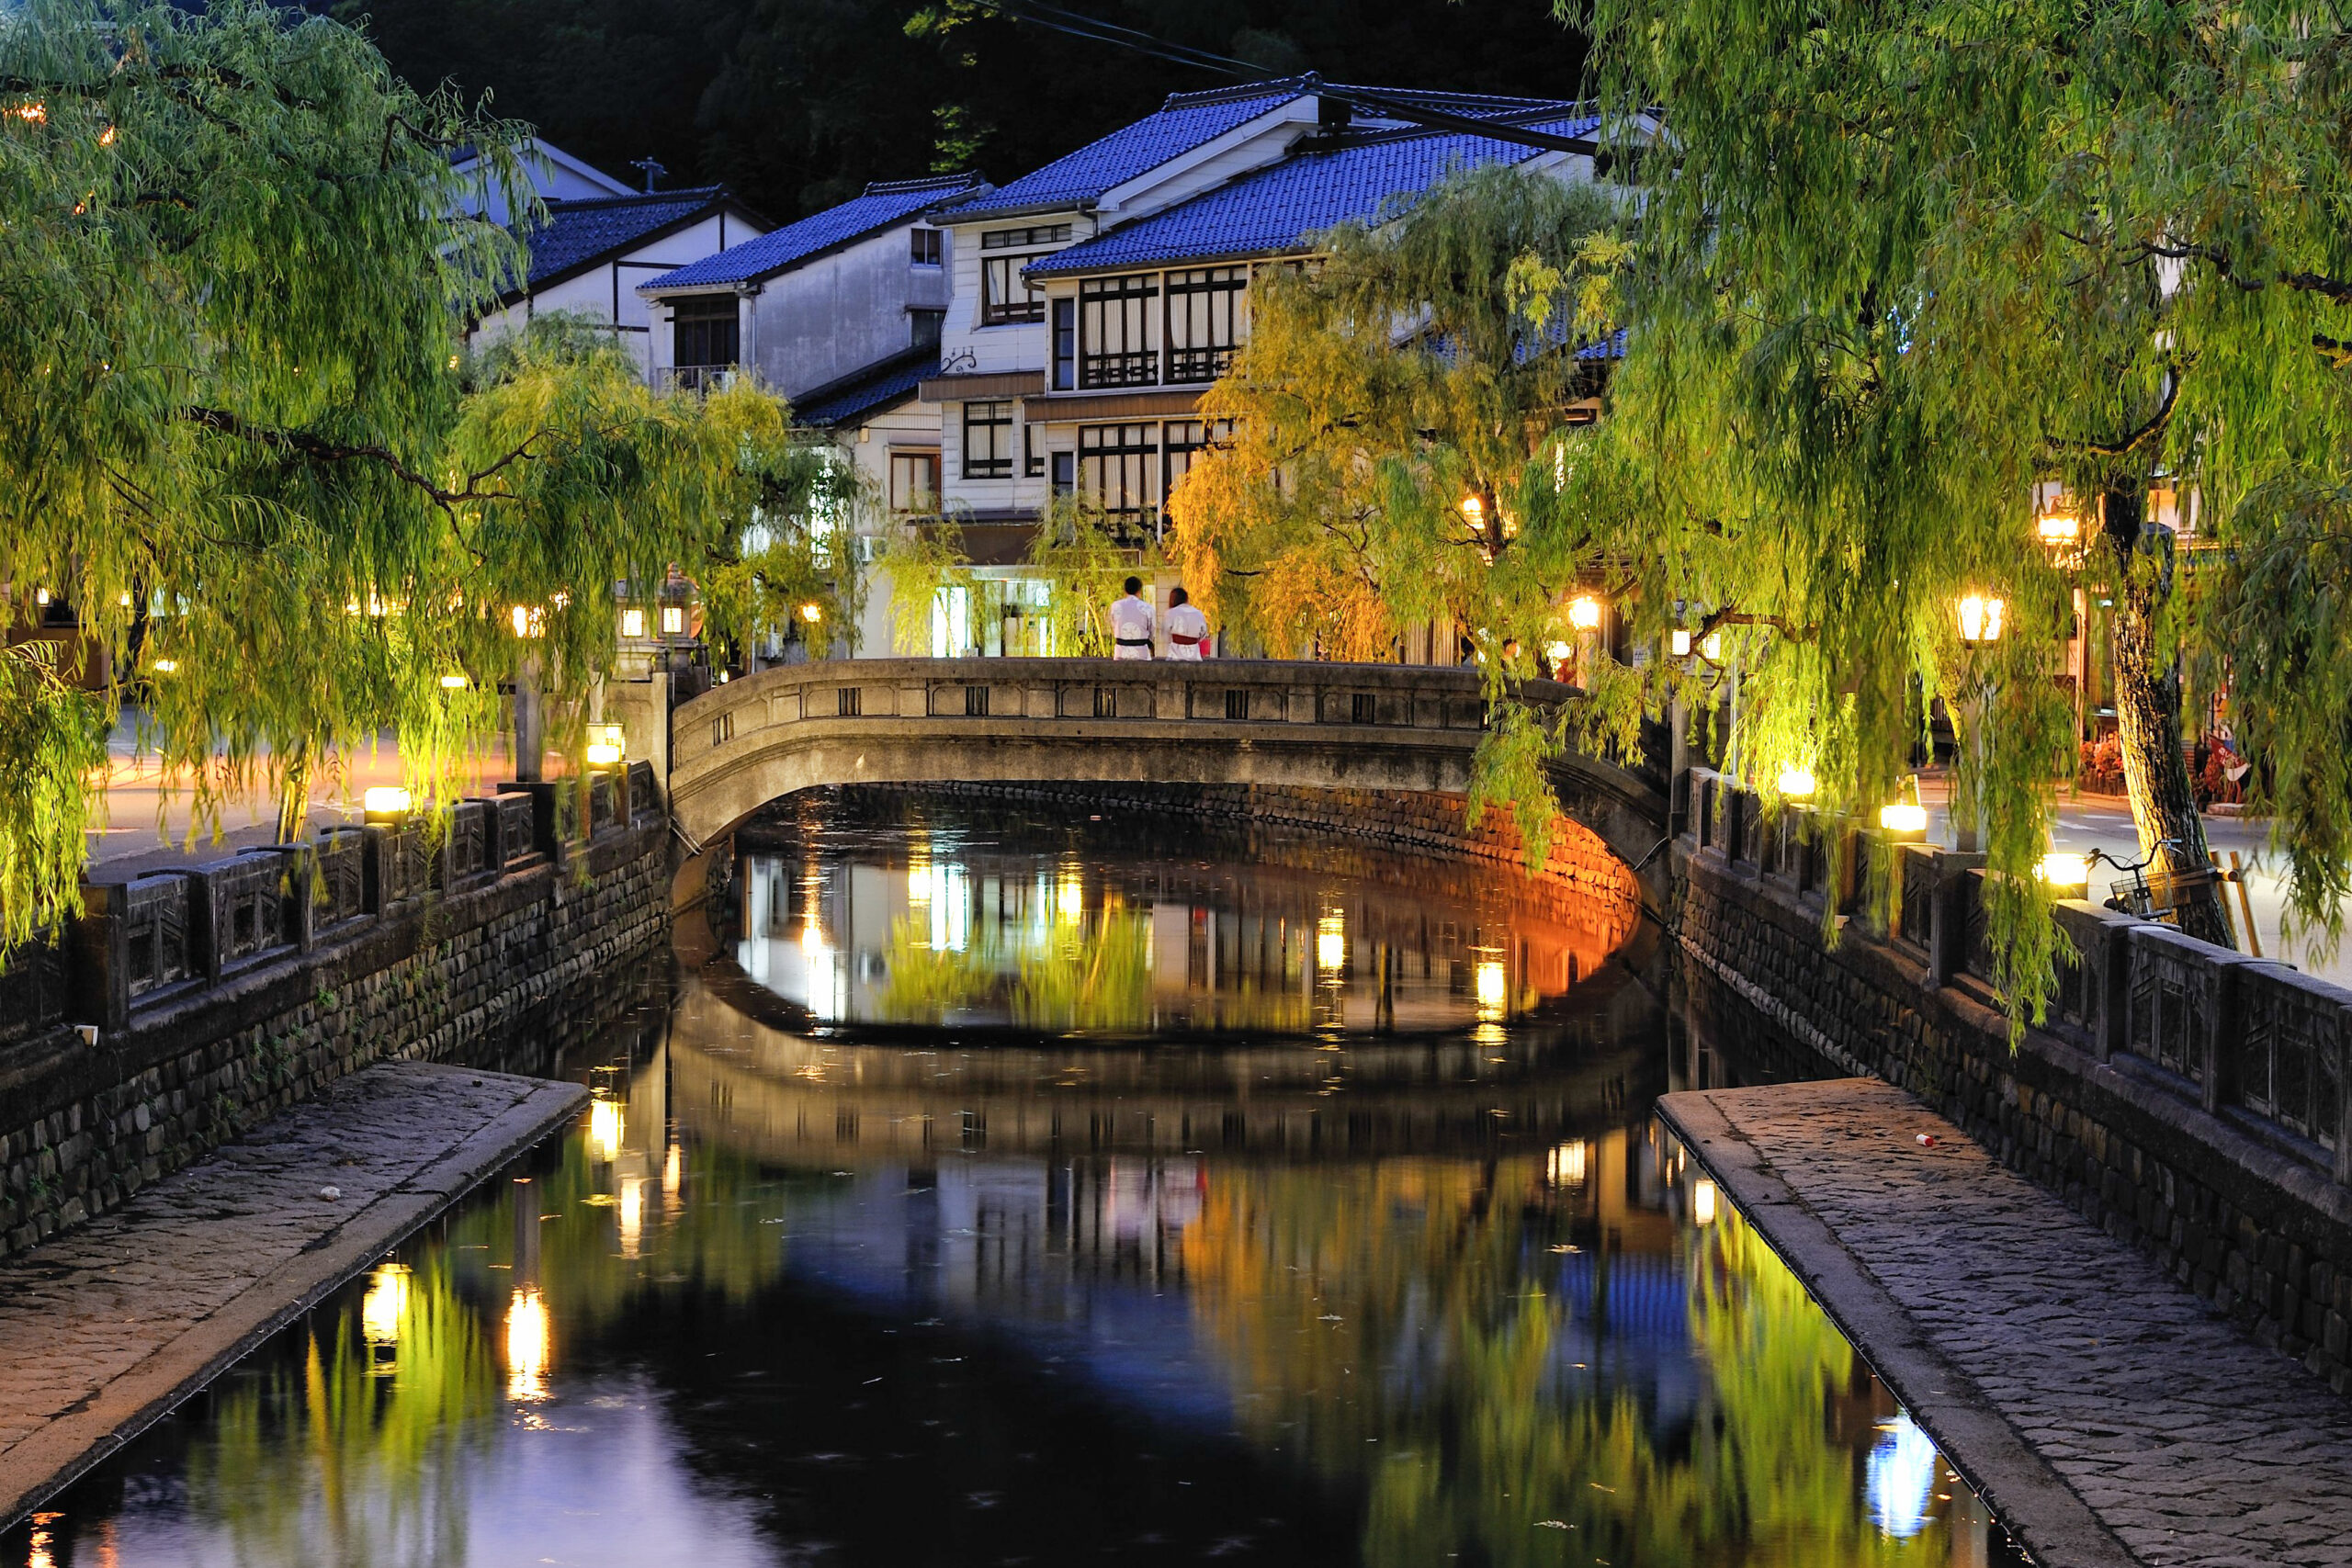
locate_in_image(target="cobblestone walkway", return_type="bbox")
[1662,1079,2352,1568]
[0,1062,582,1528]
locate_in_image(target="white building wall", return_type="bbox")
[753,226,953,400]
[646,221,955,400]
[839,400,950,658]
[468,211,760,380]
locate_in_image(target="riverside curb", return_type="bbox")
[0,1063,585,1531]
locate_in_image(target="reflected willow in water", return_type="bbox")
[25,799,2016,1568]
[1181,1137,1984,1567]
[729,798,1636,1035]
[185,1259,497,1568]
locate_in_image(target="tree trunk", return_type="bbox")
[275,742,310,844]
[2102,484,2233,947]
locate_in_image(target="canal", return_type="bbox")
[7,793,2021,1567]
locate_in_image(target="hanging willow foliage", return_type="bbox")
[1550,0,2352,1019]
[1165,166,1643,865]
[0,0,835,952]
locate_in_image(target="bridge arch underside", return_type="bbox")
[668,725,1671,931]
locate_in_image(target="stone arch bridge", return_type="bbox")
[666,657,1673,908]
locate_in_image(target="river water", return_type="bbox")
[7,795,2022,1568]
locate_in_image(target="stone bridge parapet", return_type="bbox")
[667,659,1673,897]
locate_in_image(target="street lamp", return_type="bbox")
[363,786,413,822]
[1777,766,1816,799]
[799,602,824,625]
[1879,802,1929,840]
[1956,594,2005,643]
[1567,595,1602,630]
[2036,852,2091,896]
[1669,628,1692,657]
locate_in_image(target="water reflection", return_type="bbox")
[726,797,1638,1036]
[9,800,2021,1568]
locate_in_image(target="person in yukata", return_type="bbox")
[1110,577,1155,660]
[1164,586,1210,660]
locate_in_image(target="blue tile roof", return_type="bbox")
[517,187,729,289]
[943,81,1315,223]
[645,175,982,290]
[795,349,937,428]
[1027,113,1599,277]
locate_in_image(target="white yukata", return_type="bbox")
[1109,593,1155,660]
[1164,602,1210,660]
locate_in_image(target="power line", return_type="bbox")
[967,0,1602,159]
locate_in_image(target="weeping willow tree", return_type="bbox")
[1167,164,1643,863]
[872,494,1150,657]
[0,0,832,950]
[1570,0,2352,989]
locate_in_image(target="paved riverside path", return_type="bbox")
[1660,1080,2352,1568]
[0,1062,584,1529]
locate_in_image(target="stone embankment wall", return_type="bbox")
[0,774,669,1260]
[842,779,1645,945]
[1678,766,2352,1393]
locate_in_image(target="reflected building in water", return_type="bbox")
[726,800,1642,1038]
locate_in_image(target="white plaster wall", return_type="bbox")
[470,211,763,381]
[749,225,955,400]
[939,211,1100,375]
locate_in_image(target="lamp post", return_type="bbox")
[511,604,546,784]
[1951,592,2004,852]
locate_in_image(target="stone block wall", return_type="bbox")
[1679,841,2352,1393]
[0,820,669,1258]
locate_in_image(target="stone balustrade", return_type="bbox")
[0,761,669,1259]
[1686,764,2352,1188]
[12,762,659,1041]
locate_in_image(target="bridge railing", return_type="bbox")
[673,658,1574,768]
[1683,763,2352,1188]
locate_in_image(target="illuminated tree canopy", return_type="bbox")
[1565,0,2352,993]
[0,0,852,949]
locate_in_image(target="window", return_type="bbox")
[672,296,738,367]
[1162,419,1227,511]
[1024,421,1046,478]
[621,608,645,638]
[983,224,1072,248]
[660,604,685,636]
[979,225,1068,324]
[910,310,944,350]
[1051,450,1075,495]
[1052,298,1077,389]
[1080,275,1158,388]
[890,449,941,513]
[1166,267,1246,382]
[963,400,1013,479]
[1079,423,1158,526]
[910,227,942,266]
[983,255,1046,324]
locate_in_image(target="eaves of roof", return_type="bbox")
[503,187,769,303]
[794,346,941,429]
[1025,110,1596,280]
[940,78,1317,225]
[643,175,985,292]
